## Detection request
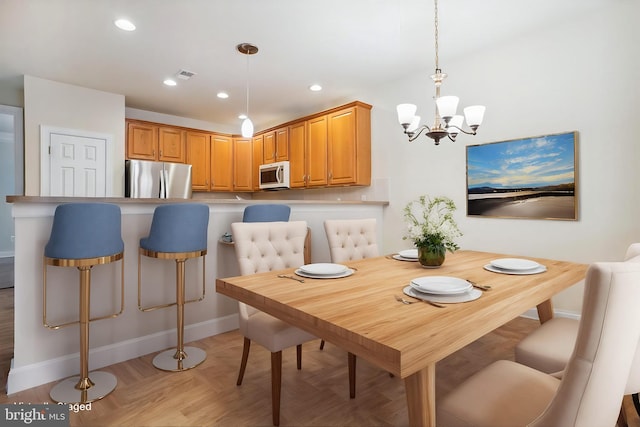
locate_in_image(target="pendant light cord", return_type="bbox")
[245,53,250,118]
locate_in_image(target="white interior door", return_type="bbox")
[40,126,113,197]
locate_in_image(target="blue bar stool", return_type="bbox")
[43,203,124,404]
[242,204,291,222]
[138,203,209,371]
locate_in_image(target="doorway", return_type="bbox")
[0,105,23,288]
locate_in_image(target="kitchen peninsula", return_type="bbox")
[5,196,387,395]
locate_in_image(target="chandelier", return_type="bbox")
[396,0,485,145]
[237,43,258,138]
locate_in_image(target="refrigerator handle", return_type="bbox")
[159,168,167,199]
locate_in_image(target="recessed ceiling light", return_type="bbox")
[238,114,248,120]
[114,19,136,31]
[217,92,229,99]
[309,84,322,92]
[163,79,177,86]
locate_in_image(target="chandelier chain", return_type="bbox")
[434,0,439,71]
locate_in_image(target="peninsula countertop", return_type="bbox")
[6,196,389,206]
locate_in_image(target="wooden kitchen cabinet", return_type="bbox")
[158,127,186,163]
[126,100,371,193]
[233,137,253,191]
[186,131,210,191]
[252,134,264,190]
[306,115,329,187]
[327,103,371,186]
[263,127,289,163]
[126,119,186,163]
[126,120,157,160]
[210,134,233,191]
[288,120,307,188]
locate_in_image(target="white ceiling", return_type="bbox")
[0,0,606,131]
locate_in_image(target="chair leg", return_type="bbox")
[296,344,302,370]
[271,351,283,426]
[320,339,325,350]
[237,337,251,386]
[348,352,357,399]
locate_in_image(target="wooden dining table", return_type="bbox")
[215,250,588,427]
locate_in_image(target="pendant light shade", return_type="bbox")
[241,118,254,138]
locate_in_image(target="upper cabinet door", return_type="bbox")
[288,121,307,188]
[275,127,289,161]
[327,107,357,185]
[306,115,328,187]
[210,134,233,191]
[252,134,264,191]
[233,137,253,191]
[327,104,371,186]
[186,131,210,191]
[158,127,186,163]
[263,131,276,164]
[126,121,158,160]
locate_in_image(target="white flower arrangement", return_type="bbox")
[403,195,462,257]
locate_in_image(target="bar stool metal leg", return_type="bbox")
[152,259,206,372]
[49,266,117,404]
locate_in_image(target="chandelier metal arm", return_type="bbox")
[445,124,478,136]
[404,125,432,142]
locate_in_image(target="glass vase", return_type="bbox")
[418,246,445,268]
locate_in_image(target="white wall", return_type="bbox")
[360,1,640,313]
[15,1,640,317]
[23,76,126,196]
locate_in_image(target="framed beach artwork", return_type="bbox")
[466,131,578,220]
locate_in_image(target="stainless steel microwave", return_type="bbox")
[259,161,290,190]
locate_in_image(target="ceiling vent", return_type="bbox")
[176,69,196,80]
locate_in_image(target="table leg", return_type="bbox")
[404,364,435,427]
[536,298,554,324]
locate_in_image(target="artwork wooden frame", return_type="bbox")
[466,131,578,220]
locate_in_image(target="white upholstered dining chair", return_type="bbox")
[322,218,381,398]
[230,220,320,426]
[437,261,640,427]
[516,243,640,375]
[324,218,379,262]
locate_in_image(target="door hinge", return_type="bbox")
[48,146,51,155]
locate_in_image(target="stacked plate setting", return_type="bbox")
[393,249,419,262]
[295,263,355,279]
[403,276,482,303]
[484,258,547,275]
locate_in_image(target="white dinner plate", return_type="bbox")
[484,264,547,275]
[392,254,418,262]
[403,286,481,304]
[295,268,354,279]
[299,263,348,275]
[410,276,472,295]
[490,258,541,271]
[398,249,419,259]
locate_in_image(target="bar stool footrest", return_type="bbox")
[152,346,207,372]
[49,371,117,404]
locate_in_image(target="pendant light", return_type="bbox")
[237,43,258,138]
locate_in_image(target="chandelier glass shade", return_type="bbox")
[397,0,485,145]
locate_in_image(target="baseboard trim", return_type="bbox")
[6,314,238,395]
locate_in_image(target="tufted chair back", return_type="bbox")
[231,220,308,330]
[323,218,379,262]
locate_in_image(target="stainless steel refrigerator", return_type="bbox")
[125,159,192,198]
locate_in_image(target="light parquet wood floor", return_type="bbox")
[1,287,638,426]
